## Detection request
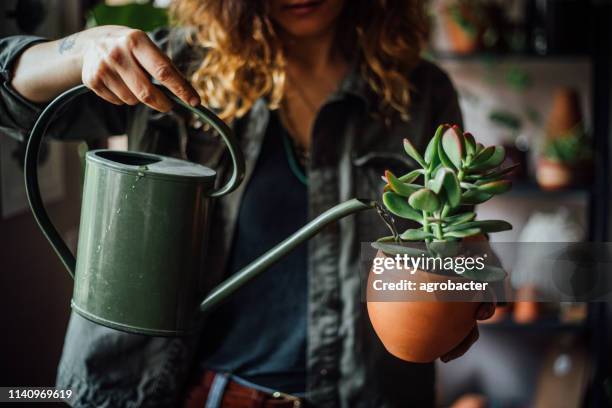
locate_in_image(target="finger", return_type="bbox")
[86,79,123,106]
[476,302,496,321]
[103,70,139,105]
[130,34,200,107]
[105,43,173,112]
[440,325,479,363]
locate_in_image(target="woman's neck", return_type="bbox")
[282,28,344,75]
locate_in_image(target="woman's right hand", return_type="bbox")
[11,25,200,110]
[80,26,200,112]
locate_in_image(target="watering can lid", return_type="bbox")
[87,150,216,182]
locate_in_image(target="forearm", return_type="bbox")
[10,31,92,103]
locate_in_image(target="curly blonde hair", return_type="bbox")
[170,0,427,122]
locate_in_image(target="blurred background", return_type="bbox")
[0,0,611,407]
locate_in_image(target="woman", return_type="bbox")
[0,0,494,406]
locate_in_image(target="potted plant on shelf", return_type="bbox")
[536,126,592,191]
[367,124,515,363]
[536,88,592,191]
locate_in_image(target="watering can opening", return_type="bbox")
[94,150,161,166]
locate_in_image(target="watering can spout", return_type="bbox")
[199,198,377,314]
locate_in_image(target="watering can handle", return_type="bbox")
[24,84,245,278]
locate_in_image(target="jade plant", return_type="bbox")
[373,124,516,280]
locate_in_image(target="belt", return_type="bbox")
[184,370,303,408]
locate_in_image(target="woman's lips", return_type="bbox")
[282,0,325,16]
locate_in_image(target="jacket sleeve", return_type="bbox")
[0,35,128,143]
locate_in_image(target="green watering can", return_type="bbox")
[25,84,378,336]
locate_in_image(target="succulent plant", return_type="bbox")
[376,123,515,245]
[542,125,591,165]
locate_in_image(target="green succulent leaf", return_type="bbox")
[427,240,461,257]
[371,242,429,257]
[470,146,506,171]
[403,138,427,168]
[443,227,481,239]
[464,132,476,156]
[408,188,441,212]
[385,170,420,197]
[398,168,425,183]
[460,264,506,282]
[442,126,464,169]
[376,235,398,242]
[461,190,493,204]
[444,220,512,233]
[477,163,520,180]
[424,124,447,168]
[400,228,435,241]
[478,180,512,194]
[445,212,476,225]
[471,146,495,167]
[383,192,423,223]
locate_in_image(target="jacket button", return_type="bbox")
[320,368,328,376]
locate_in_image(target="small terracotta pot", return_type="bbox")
[366,251,480,363]
[513,285,541,324]
[536,158,573,190]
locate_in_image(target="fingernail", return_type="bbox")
[189,97,200,107]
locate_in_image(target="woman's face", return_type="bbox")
[267,0,346,39]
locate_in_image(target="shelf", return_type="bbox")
[505,181,590,200]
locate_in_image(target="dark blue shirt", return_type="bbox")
[200,111,308,394]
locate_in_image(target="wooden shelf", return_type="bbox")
[505,181,590,200]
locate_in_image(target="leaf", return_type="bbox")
[425,124,447,167]
[442,169,461,208]
[445,212,476,225]
[478,163,520,180]
[464,132,476,156]
[436,131,457,170]
[400,228,435,241]
[445,220,512,233]
[385,170,420,197]
[382,192,423,223]
[427,240,461,257]
[408,188,441,212]
[461,190,493,204]
[469,146,506,171]
[471,146,495,166]
[376,235,398,242]
[403,138,427,168]
[443,227,481,239]
[442,126,464,169]
[427,168,446,194]
[398,168,424,183]
[478,180,512,194]
[460,264,506,282]
[371,242,429,257]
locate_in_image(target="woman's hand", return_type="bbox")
[80,26,200,111]
[440,302,495,363]
[12,25,200,111]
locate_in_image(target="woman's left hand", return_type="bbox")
[440,302,496,363]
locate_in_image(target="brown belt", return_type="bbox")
[184,370,303,408]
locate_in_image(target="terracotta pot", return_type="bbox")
[546,88,582,138]
[536,158,573,190]
[442,2,483,55]
[513,285,541,324]
[366,251,480,363]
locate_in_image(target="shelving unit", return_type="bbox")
[431,1,610,406]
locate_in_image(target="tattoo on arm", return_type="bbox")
[58,34,77,54]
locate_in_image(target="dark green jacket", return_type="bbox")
[0,29,462,408]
